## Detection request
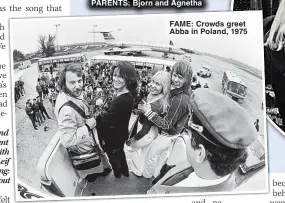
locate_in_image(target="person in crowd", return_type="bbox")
[138,60,193,178]
[50,65,53,75]
[39,80,45,96]
[192,75,197,83]
[149,89,256,193]
[49,87,58,108]
[254,119,260,132]
[42,81,49,99]
[50,75,55,84]
[14,82,21,102]
[27,98,38,125]
[55,73,59,84]
[126,71,171,177]
[166,66,171,72]
[83,87,91,105]
[55,81,60,93]
[36,81,43,99]
[45,72,50,85]
[141,77,148,87]
[49,78,56,90]
[37,75,41,83]
[37,96,51,120]
[18,81,23,96]
[82,69,86,85]
[196,81,201,89]
[25,101,38,130]
[54,63,111,183]
[139,86,148,100]
[18,79,25,96]
[96,61,138,178]
[89,65,95,80]
[98,76,104,87]
[85,84,93,100]
[94,64,100,80]
[41,72,46,83]
[32,98,44,126]
[264,0,285,131]
[84,68,90,85]
[14,85,18,103]
[204,83,209,88]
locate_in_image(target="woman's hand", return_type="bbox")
[138,101,151,114]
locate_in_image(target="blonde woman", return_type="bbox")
[139,60,192,178]
[264,0,285,130]
[127,71,171,176]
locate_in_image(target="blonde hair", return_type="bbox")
[148,71,171,113]
[265,0,285,51]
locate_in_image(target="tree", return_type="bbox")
[13,49,25,62]
[37,34,56,57]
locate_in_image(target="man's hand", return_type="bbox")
[86,117,96,129]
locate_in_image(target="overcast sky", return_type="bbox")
[10,10,264,69]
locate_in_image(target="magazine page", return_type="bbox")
[1,0,285,203]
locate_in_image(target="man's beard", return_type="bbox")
[66,87,82,98]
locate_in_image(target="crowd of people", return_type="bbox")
[51,56,258,194]
[36,73,60,106]
[25,96,51,130]
[23,71,60,130]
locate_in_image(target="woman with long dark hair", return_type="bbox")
[96,61,138,178]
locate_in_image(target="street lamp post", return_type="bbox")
[93,25,97,45]
[118,29,121,40]
[55,24,60,52]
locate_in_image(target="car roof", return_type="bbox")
[38,53,86,62]
[224,71,247,87]
[90,55,176,67]
[203,65,211,69]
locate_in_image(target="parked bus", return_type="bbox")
[90,55,175,73]
[37,53,89,73]
[222,71,247,103]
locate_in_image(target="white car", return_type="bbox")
[19,60,31,70]
[197,65,212,78]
